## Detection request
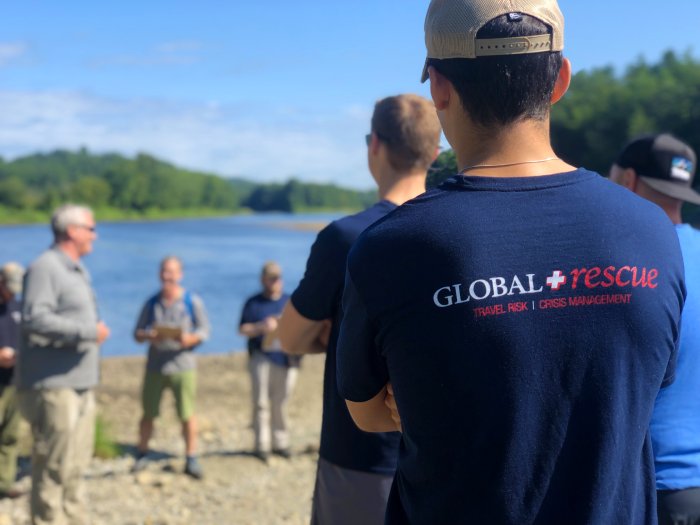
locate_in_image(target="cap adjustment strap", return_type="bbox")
[474,34,553,57]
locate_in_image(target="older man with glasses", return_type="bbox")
[17,203,110,525]
[239,261,300,462]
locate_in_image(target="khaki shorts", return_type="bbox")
[141,370,196,421]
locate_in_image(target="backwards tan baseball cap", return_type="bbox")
[421,0,565,82]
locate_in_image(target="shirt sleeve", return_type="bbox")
[191,295,210,342]
[291,224,345,321]
[336,266,389,402]
[239,299,254,326]
[133,301,151,337]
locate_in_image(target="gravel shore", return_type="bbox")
[2,352,326,525]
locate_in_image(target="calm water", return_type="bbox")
[0,214,340,357]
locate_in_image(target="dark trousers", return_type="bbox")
[658,488,700,525]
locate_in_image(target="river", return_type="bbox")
[0,214,339,357]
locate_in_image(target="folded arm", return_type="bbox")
[278,301,331,356]
[345,383,401,433]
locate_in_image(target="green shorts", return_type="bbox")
[141,370,196,421]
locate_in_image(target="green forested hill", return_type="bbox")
[0,149,375,223]
[426,50,700,223]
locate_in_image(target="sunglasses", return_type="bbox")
[75,224,97,233]
[365,131,391,146]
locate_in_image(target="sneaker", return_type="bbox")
[131,453,149,473]
[272,448,292,459]
[184,456,204,480]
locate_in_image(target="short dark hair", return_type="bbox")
[371,94,441,173]
[427,14,562,129]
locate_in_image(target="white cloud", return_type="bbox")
[0,90,375,189]
[0,42,28,67]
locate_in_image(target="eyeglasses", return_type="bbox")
[74,224,97,233]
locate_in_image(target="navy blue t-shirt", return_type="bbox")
[291,200,401,474]
[240,292,299,368]
[337,170,685,525]
[0,297,19,386]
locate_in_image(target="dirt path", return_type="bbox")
[2,352,326,525]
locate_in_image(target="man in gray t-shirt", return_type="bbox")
[17,204,110,525]
[133,255,209,479]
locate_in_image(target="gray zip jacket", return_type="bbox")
[16,247,100,390]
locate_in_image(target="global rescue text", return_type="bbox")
[432,265,658,319]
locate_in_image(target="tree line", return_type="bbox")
[428,50,700,203]
[0,148,376,221]
[1,51,697,221]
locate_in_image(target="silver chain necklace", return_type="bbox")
[459,156,560,174]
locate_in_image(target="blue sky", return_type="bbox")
[1,1,697,188]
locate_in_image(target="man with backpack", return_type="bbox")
[132,255,210,479]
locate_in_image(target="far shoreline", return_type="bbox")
[0,207,354,228]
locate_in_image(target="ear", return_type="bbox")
[620,168,639,192]
[551,57,571,105]
[369,132,382,156]
[428,66,451,111]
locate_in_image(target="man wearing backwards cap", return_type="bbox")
[610,134,700,525]
[336,1,685,524]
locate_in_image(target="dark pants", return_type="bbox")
[658,488,700,525]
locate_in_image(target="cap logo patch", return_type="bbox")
[671,156,693,182]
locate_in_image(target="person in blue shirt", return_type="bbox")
[610,133,700,525]
[239,261,299,462]
[278,94,441,525]
[336,1,685,524]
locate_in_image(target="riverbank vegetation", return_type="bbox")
[0,149,375,224]
[426,51,700,222]
[2,52,697,224]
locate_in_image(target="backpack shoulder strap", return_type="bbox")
[183,290,197,327]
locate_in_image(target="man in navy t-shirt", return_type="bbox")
[239,261,299,461]
[336,2,685,524]
[610,134,700,525]
[278,94,441,525]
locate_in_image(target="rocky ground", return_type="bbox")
[1,352,326,525]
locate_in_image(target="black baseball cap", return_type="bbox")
[615,133,700,204]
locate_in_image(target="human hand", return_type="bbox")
[260,316,279,334]
[384,383,402,432]
[136,329,159,343]
[96,322,111,345]
[317,320,332,348]
[179,333,200,348]
[0,347,16,368]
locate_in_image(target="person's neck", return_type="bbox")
[263,289,282,301]
[56,241,80,262]
[377,171,427,205]
[453,120,575,178]
[161,285,183,303]
[655,202,683,225]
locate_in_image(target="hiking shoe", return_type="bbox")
[272,448,292,459]
[184,456,204,480]
[131,453,149,473]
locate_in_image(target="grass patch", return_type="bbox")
[94,414,122,459]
